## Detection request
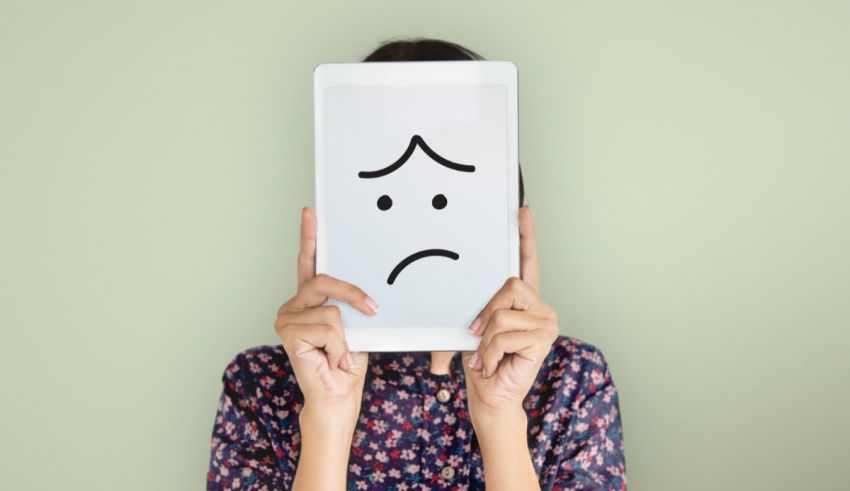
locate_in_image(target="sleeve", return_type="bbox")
[207,353,295,491]
[550,347,627,491]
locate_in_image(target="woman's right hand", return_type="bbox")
[282,208,375,490]
[275,207,377,420]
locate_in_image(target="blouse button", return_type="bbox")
[436,388,451,403]
[440,466,455,480]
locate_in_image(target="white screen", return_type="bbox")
[315,62,518,350]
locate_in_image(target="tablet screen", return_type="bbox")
[315,61,519,351]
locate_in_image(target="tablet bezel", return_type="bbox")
[313,60,520,352]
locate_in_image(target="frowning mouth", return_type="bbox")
[387,248,459,285]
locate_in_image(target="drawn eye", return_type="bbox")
[377,194,393,211]
[431,193,447,210]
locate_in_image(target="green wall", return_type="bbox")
[2,1,849,489]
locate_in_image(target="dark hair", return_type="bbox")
[363,38,525,207]
[364,38,485,62]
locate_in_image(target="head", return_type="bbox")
[362,38,525,207]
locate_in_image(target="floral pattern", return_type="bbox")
[207,335,626,490]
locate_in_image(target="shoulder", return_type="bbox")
[545,334,610,374]
[218,345,300,402]
[532,339,627,486]
[533,335,617,405]
[220,344,289,378]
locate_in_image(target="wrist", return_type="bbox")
[470,404,526,430]
[470,405,528,445]
[294,402,359,491]
[300,400,361,435]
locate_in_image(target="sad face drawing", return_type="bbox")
[319,81,513,332]
[358,134,476,285]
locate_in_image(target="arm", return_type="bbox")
[463,206,556,491]
[209,208,373,490]
[552,356,627,489]
[292,401,361,490]
[473,408,540,491]
[207,351,366,491]
[278,207,373,490]
[207,354,293,490]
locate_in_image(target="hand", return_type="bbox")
[275,207,376,423]
[462,206,559,423]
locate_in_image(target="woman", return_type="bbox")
[208,39,626,491]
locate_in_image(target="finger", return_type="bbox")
[284,323,350,371]
[278,305,342,327]
[347,351,367,371]
[468,277,548,335]
[478,330,544,378]
[467,350,484,371]
[479,309,556,348]
[461,351,476,370]
[519,206,540,292]
[297,207,317,288]
[276,306,350,371]
[290,273,379,315]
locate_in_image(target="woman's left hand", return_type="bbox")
[462,206,559,423]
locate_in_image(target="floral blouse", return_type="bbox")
[207,335,627,490]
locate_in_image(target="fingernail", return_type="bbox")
[365,297,379,314]
[346,352,355,369]
[468,351,479,368]
[468,318,481,334]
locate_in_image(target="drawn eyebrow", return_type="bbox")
[358,135,476,179]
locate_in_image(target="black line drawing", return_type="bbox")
[358,135,475,178]
[431,193,447,210]
[377,194,393,210]
[387,248,460,285]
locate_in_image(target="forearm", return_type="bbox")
[292,405,358,491]
[473,408,540,491]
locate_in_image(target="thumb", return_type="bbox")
[297,207,317,288]
[519,206,540,292]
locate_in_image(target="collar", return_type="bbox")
[369,350,465,378]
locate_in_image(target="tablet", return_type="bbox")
[314,60,519,352]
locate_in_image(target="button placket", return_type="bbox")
[418,369,462,488]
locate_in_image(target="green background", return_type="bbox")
[2,1,849,489]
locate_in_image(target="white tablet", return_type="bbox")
[314,60,519,352]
